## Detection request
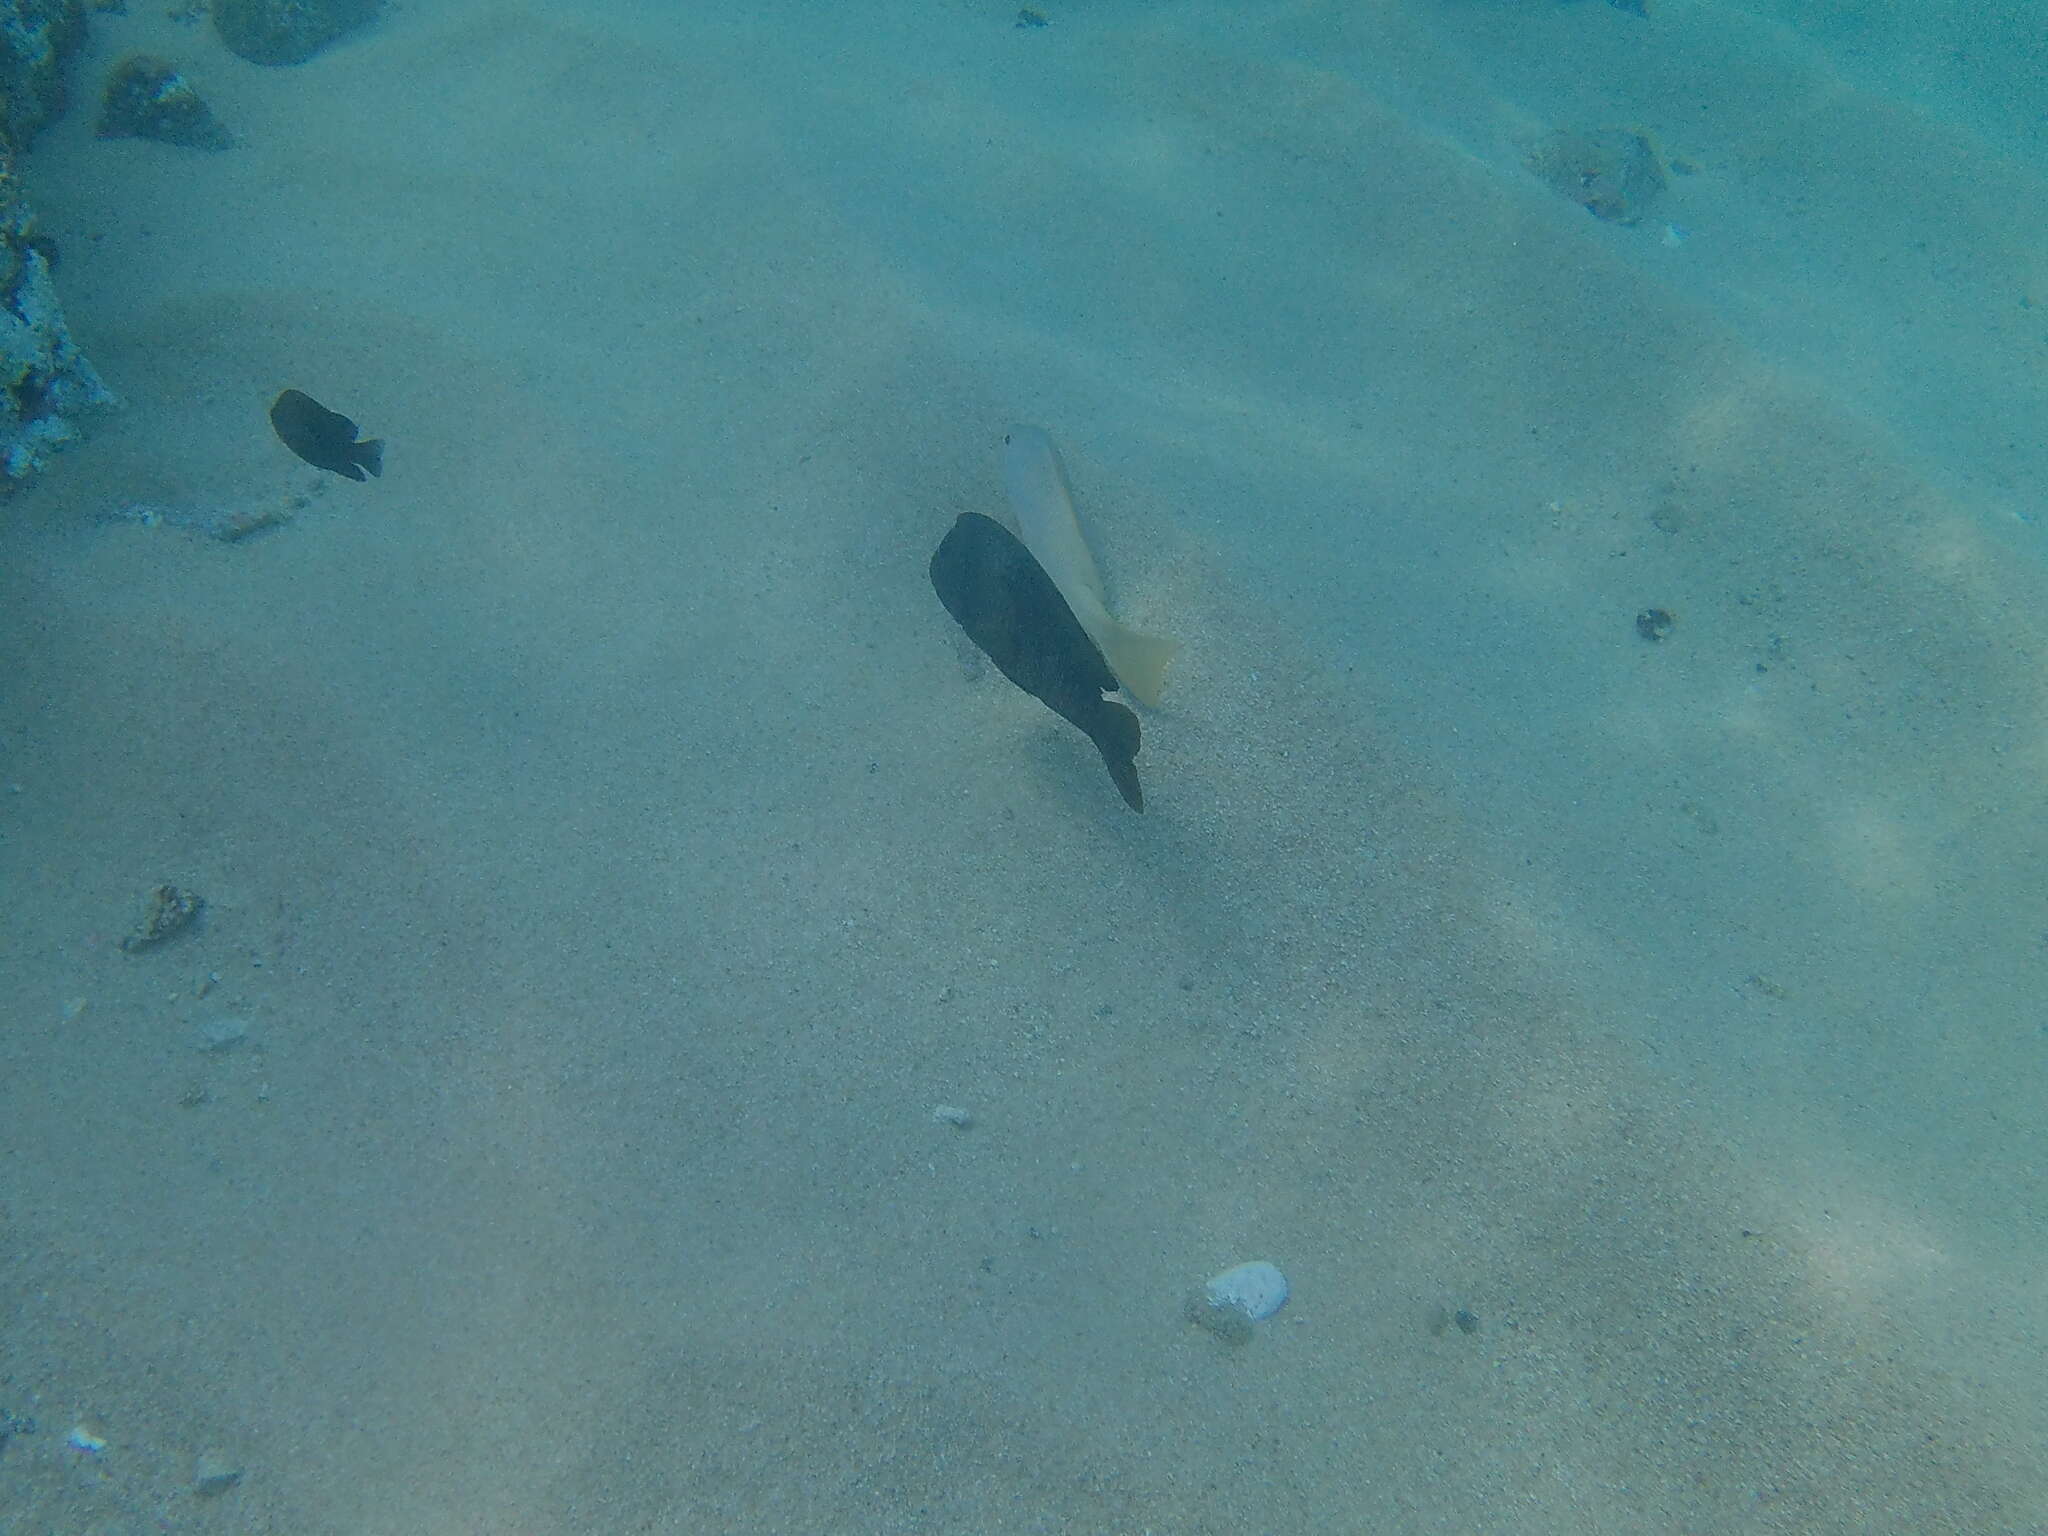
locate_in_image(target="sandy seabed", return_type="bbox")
[4,2,2047,1531]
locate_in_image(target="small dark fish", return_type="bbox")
[269,388,383,481]
[930,512,1142,812]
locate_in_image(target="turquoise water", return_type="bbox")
[3,2,2044,1529]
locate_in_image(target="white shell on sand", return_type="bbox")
[1204,1261,1289,1322]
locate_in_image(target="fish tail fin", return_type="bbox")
[358,439,385,478]
[1098,621,1179,710]
[1089,701,1144,812]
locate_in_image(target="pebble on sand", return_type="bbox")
[1186,1260,1290,1344]
[194,1014,251,1053]
[194,1451,243,1497]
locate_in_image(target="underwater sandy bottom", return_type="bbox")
[4,2,2047,1530]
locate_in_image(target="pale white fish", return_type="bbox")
[1000,425,1178,708]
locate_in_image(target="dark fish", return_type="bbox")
[269,389,383,481]
[930,512,1143,812]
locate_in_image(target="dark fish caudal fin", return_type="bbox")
[1085,699,1143,812]
[929,512,1145,813]
[355,438,384,478]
